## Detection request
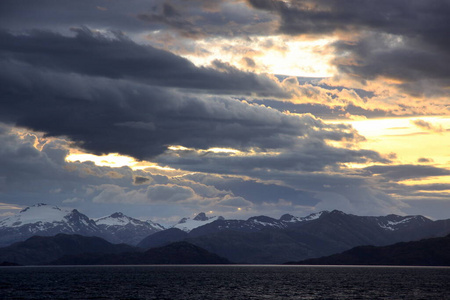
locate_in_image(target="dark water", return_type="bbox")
[1,265,449,299]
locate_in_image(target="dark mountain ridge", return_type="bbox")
[288,233,450,266]
[0,233,136,265]
[52,241,231,265]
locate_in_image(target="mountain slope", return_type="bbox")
[0,204,102,247]
[95,212,164,245]
[289,234,450,266]
[51,241,231,265]
[0,204,164,246]
[173,212,224,232]
[0,234,136,265]
[137,228,188,249]
[188,212,325,238]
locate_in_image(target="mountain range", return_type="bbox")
[0,203,164,247]
[1,204,450,264]
[139,210,450,263]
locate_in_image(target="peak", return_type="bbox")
[2,204,71,227]
[20,203,62,213]
[174,214,222,232]
[248,215,275,222]
[193,212,208,221]
[280,214,295,221]
[178,217,188,224]
[110,212,126,218]
[68,209,82,215]
[20,203,61,213]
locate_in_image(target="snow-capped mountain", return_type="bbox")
[181,210,450,264]
[188,212,326,237]
[0,203,101,247]
[373,214,432,231]
[1,204,449,263]
[173,212,224,232]
[0,204,165,247]
[95,212,165,245]
[279,211,325,223]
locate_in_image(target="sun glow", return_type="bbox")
[164,36,336,77]
[66,152,137,168]
[338,116,450,166]
[398,176,450,186]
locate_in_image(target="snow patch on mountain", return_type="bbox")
[96,212,142,226]
[0,203,72,228]
[377,215,430,231]
[95,212,165,230]
[173,213,224,232]
[280,211,327,223]
[379,217,413,231]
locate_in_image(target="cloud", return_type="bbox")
[365,165,450,181]
[138,0,275,38]
[417,158,434,163]
[183,173,319,206]
[0,0,153,33]
[248,0,450,100]
[145,184,197,203]
[91,184,147,204]
[133,176,153,185]
[156,140,387,175]
[217,195,253,208]
[411,119,444,133]
[249,0,450,41]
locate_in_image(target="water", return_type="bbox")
[1,265,449,299]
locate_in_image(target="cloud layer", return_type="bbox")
[0,0,449,221]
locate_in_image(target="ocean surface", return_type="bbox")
[1,265,449,299]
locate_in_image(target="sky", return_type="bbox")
[0,0,449,224]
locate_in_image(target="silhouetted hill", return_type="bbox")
[52,241,231,265]
[288,234,450,266]
[137,228,188,248]
[0,234,136,265]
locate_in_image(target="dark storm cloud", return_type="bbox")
[138,3,205,38]
[155,141,387,174]
[0,28,285,97]
[137,0,275,38]
[365,165,450,181]
[250,100,389,120]
[134,176,152,185]
[0,123,134,205]
[183,173,319,206]
[0,0,152,32]
[332,32,450,96]
[248,0,450,39]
